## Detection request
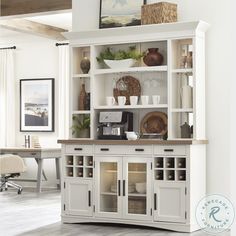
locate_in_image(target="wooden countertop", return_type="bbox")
[58,139,208,145]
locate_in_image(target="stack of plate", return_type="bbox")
[110,183,135,193]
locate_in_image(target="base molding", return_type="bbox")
[61,215,201,233]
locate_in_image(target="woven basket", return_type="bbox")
[141,2,177,25]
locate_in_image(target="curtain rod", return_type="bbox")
[0,46,16,50]
[56,43,69,47]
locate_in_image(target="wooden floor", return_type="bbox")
[0,189,230,236]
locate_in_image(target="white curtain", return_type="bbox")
[0,49,16,147]
[58,45,70,139]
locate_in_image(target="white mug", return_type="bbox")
[152,95,161,105]
[106,96,115,106]
[130,96,138,106]
[118,96,126,106]
[141,95,149,105]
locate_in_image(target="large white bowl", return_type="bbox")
[104,59,136,69]
[135,183,146,194]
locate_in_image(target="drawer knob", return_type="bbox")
[135,148,144,152]
[74,148,83,151]
[164,149,174,152]
[100,148,109,151]
[31,153,36,155]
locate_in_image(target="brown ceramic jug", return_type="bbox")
[143,48,164,66]
[180,122,191,138]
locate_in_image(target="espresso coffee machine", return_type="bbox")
[97,111,133,140]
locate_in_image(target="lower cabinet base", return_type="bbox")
[61,215,201,233]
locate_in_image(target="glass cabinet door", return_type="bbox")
[95,156,122,218]
[123,157,152,220]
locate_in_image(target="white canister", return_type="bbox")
[180,85,193,108]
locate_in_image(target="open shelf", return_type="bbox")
[94,104,168,110]
[172,68,193,74]
[73,74,90,78]
[94,66,168,75]
[172,108,193,113]
[68,32,205,141]
[72,110,91,115]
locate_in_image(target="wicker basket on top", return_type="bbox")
[141,2,177,25]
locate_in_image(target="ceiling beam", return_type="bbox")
[0,0,72,17]
[0,19,67,41]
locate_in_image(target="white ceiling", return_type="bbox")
[0,12,72,41]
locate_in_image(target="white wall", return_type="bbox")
[16,39,60,187]
[14,40,59,148]
[0,35,60,188]
[73,0,233,197]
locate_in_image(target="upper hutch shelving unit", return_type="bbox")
[65,21,209,140]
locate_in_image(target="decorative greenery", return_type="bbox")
[71,115,90,135]
[97,46,144,63]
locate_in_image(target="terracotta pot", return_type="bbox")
[143,48,164,66]
[80,57,90,74]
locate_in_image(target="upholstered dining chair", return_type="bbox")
[0,154,27,194]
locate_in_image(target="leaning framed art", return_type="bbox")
[99,0,146,28]
[20,78,55,132]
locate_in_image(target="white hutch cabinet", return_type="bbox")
[59,21,209,232]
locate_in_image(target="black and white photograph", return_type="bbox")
[20,78,54,132]
[99,0,146,28]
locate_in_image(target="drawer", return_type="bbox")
[154,145,186,156]
[95,145,152,155]
[65,145,93,154]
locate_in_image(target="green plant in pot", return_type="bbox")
[71,115,90,138]
[97,46,144,69]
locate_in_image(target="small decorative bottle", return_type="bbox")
[79,84,86,110]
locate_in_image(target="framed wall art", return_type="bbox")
[99,0,146,29]
[20,78,55,132]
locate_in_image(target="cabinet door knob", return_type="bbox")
[164,149,174,152]
[100,148,109,151]
[135,148,144,152]
[74,148,83,151]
